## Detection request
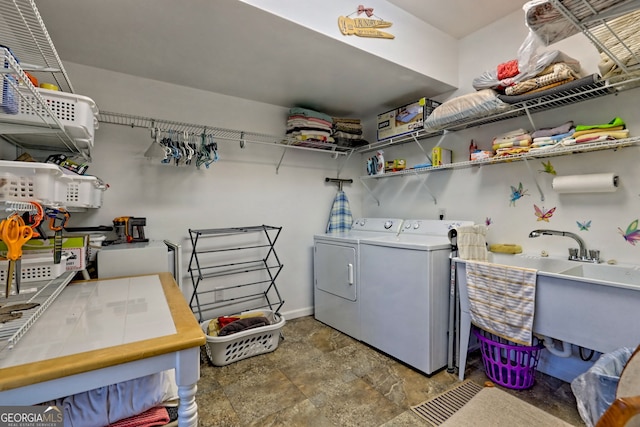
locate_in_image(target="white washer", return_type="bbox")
[359,219,473,375]
[313,218,403,340]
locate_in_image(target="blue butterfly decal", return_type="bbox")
[576,220,591,231]
[509,182,529,206]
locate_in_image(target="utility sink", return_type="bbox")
[487,253,574,273]
[557,263,640,289]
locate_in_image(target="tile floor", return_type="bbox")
[196,316,585,426]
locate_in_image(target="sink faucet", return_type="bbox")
[528,229,599,263]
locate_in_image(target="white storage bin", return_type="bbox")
[0,254,69,290]
[200,310,285,366]
[60,174,107,209]
[0,87,99,142]
[0,160,64,204]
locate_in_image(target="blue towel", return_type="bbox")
[326,191,353,233]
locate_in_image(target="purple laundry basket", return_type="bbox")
[473,328,544,390]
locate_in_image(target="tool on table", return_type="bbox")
[0,214,33,297]
[113,217,149,243]
[46,207,70,264]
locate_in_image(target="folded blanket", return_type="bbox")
[492,139,532,151]
[289,107,333,123]
[575,129,629,143]
[505,62,580,96]
[288,115,333,128]
[218,316,270,336]
[107,407,170,427]
[574,116,625,131]
[531,121,574,139]
[572,125,625,138]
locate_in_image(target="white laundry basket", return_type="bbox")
[200,310,285,366]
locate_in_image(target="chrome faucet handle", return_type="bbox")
[589,250,601,263]
[568,248,578,259]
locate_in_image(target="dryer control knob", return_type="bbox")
[413,222,421,229]
[384,220,394,229]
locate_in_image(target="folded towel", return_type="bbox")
[572,125,625,138]
[326,190,353,233]
[108,406,170,427]
[218,316,270,336]
[465,261,537,345]
[456,225,488,261]
[531,121,574,139]
[574,117,625,131]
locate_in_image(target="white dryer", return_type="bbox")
[359,219,472,375]
[313,218,403,340]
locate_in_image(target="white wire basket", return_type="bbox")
[0,254,69,292]
[200,310,285,366]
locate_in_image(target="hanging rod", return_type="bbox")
[98,111,352,156]
[325,177,353,191]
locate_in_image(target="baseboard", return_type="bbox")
[280,306,313,320]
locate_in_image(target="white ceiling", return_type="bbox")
[34,0,527,118]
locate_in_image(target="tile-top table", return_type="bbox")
[0,272,206,427]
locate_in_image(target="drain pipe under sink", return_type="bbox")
[539,335,572,357]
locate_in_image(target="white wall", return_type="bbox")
[55,63,365,320]
[362,10,640,266]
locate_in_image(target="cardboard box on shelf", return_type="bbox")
[377,97,440,142]
[432,147,452,166]
[0,234,88,271]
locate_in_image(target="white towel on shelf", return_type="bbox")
[465,261,537,345]
[456,225,488,261]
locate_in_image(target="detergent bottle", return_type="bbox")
[375,150,385,175]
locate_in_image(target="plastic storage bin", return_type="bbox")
[474,328,544,390]
[0,86,98,143]
[0,160,64,204]
[200,310,285,366]
[1,47,19,115]
[60,174,107,209]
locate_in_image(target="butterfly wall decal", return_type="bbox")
[576,220,591,231]
[539,160,557,175]
[509,182,529,206]
[534,205,556,222]
[618,219,640,246]
[485,217,492,227]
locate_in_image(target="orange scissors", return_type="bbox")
[1,214,33,297]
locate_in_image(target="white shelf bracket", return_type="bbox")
[411,133,431,161]
[523,157,545,202]
[523,105,537,131]
[336,150,354,176]
[359,177,380,206]
[413,170,437,204]
[276,147,288,174]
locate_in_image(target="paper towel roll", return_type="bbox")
[552,173,618,193]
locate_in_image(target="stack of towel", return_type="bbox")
[332,117,367,148]
[565,117,629,145]
[530,120,575,151]
[529,117,629,150]
[492,129,532,157]
[286,107,334,148]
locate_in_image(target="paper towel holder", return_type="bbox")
[552,173,619,194]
